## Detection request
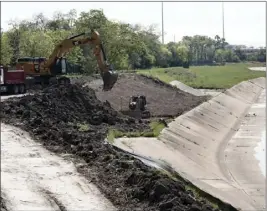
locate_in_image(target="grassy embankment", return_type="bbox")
[74,120,166,143]
[137,63,266,89]
[107,121,166,143]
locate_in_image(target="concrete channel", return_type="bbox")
[249,67,266,72]
[113,77,266,211]
[170,80,223,97]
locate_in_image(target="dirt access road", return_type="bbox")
[86,74,207,117]
[1,123,116,211]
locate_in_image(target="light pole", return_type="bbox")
[222,2,225,39]
[161,1,164,44]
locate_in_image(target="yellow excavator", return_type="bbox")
[16,29,118,91]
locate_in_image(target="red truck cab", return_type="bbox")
[0,65,26,94]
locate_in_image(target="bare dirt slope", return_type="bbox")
[1,84,227,211]
[86,74,207,117]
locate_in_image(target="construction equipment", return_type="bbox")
[129,95,151,119]
[16,30,118,91]
[0,65,27,94]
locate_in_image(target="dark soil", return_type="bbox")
[1,196,8,211]
[69,74,101,85]
[85,74,208,117]
[1,84,235,211]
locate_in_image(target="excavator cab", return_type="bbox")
[50,58,67,75]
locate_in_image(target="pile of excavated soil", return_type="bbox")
[85,74,208,117]
[1,197,7,211]
[70,74,101,85]
[1,84,228,211]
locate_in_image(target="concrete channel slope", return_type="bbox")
[170,80,206,96]
[1,124,116,211]
[170,80,223,97]
[249,67,266,72]
[114,77,266,211]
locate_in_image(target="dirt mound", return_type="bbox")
[1,197,8,211]
[70,74,101,86]
[85,74,207,117]
[1,84,231,211]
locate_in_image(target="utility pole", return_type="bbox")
[161,1,164,44]
[174,34,176,42]
[222,2,225,39]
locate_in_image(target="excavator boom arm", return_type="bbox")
[45,30,118,91]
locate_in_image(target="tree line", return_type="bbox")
[1,9,266,74]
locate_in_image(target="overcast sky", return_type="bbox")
[1,1,266,47]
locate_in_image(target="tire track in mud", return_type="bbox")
[1,123,116,211]
[40,188,67,211]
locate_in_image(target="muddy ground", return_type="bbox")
[1,84,234,211]
[84,74,208,117]
[1,197,7,211]
[1,123,116,211]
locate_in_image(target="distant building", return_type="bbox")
[225,45,246,50]
[225,45,265,55]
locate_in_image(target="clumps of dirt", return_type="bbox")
[86,74,208,117]
[1,84,235,211]
[5,84,143,124]
[1,196,8,211]
[67,75,101,88]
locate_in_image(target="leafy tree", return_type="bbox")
[176,44,189,64]
[155,45,172,67]
[223,49,240,62]
[0,32,13,65]
[214,49,226,64]
[256,49,266,62]
[234,48,247,61]
[19,30,54,57]
[2,9,265,72]
[6,29,21,65]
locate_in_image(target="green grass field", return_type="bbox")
[137,63,266,89]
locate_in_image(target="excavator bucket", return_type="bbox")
[102,70,118,91]
[98,43,118,91]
